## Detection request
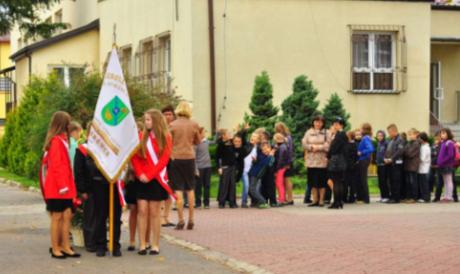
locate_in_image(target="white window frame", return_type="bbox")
[49,65,85,87]
[352,32,396,93]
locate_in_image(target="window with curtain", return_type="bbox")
[352,32,395,93]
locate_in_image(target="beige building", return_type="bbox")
[8,0,460,136]
[0,34,12,135]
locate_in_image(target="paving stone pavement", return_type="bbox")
[164,199,460,274]
[0,183,237,274]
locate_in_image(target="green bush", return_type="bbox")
[245,71,279,135]
[0,72,179,180]
[280,75,321,176]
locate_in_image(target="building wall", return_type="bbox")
[432,10,460,38]
[187,0,432,133]
[14,29,100,100]
[98,0,195,107]
[10,0,98,54]
[431,44,460,123]
[0,41,11,135]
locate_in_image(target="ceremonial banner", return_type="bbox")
[87,48,139,182]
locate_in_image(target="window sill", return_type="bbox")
[349,90,401,94]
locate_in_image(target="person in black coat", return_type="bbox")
[74,144,97,253]
[327,117,348,209]
[74,127,122,257]
[344,131,359,203]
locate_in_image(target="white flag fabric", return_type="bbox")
[87,48,139,182]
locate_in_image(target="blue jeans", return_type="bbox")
[241,172,250,205]
[249,176,266,205]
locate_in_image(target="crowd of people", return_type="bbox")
[40,103,459,260]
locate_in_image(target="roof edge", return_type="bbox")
[10,19,99,61]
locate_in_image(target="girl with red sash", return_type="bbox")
[131,109,173,255]
[41,111,80,259]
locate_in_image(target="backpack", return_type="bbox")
[455,142,460,167]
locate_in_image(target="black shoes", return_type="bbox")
[149,250,160,255]
[386,199,399,204]
[51,252,66,259]
[161,222,175,227]
[308,202,319,207]
[328,203,343,209]
[49,247,80,259]
[86,246,97,253]
[112,249,122,257]
[138,249,147,255]
[61,250,81,258]
[127,245,135,251]
[96,249,106,257]
[175,221,185,230]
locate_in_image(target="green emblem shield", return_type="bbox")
[101,96,130,126]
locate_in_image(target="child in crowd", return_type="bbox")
[431,131,442,200]
[233,126,249,189]
[195,127,213,209]
[69,121,82,168]
[403,128,420,203]
[418,132,431,203]
[437,128,456,202]
[357,124,374,204]
[344,131,358,203]
[354,129,362,146]
[241,132,261,208]
[375,130,390,203]
[259,131,278,207]
[248,142,275,208]
[216,129,238,208]
[273,133,289,205]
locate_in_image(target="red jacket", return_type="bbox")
[131,132,172,182]
[43,134,77,200]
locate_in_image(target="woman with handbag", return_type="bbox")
[327,117,348,209]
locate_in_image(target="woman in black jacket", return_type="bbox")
[327,117,348,209]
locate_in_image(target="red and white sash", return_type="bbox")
[146,134,176,200]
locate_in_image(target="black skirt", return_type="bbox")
[137,179,169,201]
[46,199,73,212]
[169,159,196,191]
[307,168,327,188]
[124,180,139,205]
[284,164,295,177]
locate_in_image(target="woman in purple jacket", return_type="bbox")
[437,128,456,202]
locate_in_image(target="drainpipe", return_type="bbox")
[26,52,32,84]
[207,0,217,134]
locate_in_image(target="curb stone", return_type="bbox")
[161,234,273,274]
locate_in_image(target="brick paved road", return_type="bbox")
[165,200,460,274]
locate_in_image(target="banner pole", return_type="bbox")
[109,182,114,255]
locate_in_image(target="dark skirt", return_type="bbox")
[46,199,73,212]
[124,180,139,205]
[307,168,327,188]
[284,164,295,178]
[169,159,196,191]
[137,179,169,201]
